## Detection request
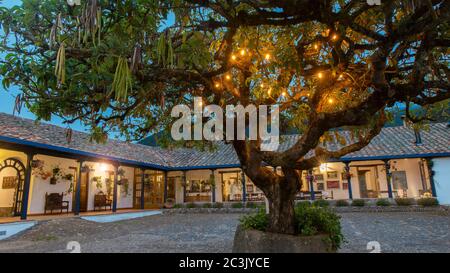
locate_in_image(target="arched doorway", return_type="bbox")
[0,158,26,217]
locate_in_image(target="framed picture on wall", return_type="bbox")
[327,171,338,179]
[317,183,325,191]
[2,176,17,189]
[327,180,340,189]
[315,174,324,182]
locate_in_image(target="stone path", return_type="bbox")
[0,212,449,253]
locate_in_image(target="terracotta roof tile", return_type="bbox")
[0,112,448,169]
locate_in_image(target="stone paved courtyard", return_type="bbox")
[0,212,449,253]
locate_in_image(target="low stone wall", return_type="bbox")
[232,225,333,253]
[163,208,258,214]
[162,205,450,215]
[332,205,450,214]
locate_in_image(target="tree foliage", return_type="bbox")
[1,0,449,234]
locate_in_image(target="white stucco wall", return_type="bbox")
[433,157,450,205]
[0,150,27,212]
[0,167,19,208]
[84,162,134,211]
[28,155,77,214]
[28,156,135,214]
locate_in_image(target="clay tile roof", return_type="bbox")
[0,112,449,169]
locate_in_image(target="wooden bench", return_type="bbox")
[94,193,112,211]
[44,192,69,214]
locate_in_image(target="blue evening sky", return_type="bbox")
[0,0,174,136]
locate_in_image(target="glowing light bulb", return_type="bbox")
[338,74,344,80]
[231,55,237,61]
[268,88,272,95]
[328,98,334,104]
[100,163,108,172]
[332,34,338,40]
[314,44,318,50]
[318,72,323,79]
[260,83,264,88]
[240,49,246,56]
[281,92,287,97]
[265,53,270,60]
[225,74,231,80]
[198,100,203,106]
[215,83,220,88]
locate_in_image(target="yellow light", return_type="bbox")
[332,34,338,40]
[306,93,310,97]
[100,163,108,172]
[268,88,272,95]
[240,49,246,56]
[265,53,270,60]
[281,92,287,97]
[314,44,318,50]
[318,72,323,79]
[225,74,231,80]
[231,55,236,61]
[338,74,344,80]
[260,83,264,88]
[328,98,334,104]
[198,101,203,106]
[215,83,220,88]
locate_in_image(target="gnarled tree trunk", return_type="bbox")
[233,141,302,235]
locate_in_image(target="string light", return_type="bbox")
[338,74,344,80]
[260,83,264,88]
[240,49,246,56]
[318,72,323,79]
[268,88,272,95]
[314,44,319,50]
[198,100,203,106]
[281,91,287,97]
[265,53,271,60]
[215,83,220,88]
[332,34,338,40]
[225,74,231,80]
[231,55,237,61]
[328,98,334,104]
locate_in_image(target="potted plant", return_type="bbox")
[81,165,90,173]
[49,166,63,184]
[164,198,175,209]
[30,159,44,169]
[92,176,103,190]
[64,174,73,181]
[233,203,343,253]
[120,179,129,196]
[105,178,113,197]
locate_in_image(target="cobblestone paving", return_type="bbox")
[0,212,449,253]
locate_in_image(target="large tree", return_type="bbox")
[1,0,449,234]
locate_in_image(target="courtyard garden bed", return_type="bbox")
[233,202,343,253]
[163,198,448,215]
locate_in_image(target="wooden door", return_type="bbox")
[144,171,164,208]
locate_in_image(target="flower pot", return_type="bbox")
[30,159,43,169]
[50,177,58,185]
[232,225,334,253]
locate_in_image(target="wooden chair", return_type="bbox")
[94,192,112,211]
[44,192,69,214]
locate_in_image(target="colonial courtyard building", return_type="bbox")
[0,112,449,220]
